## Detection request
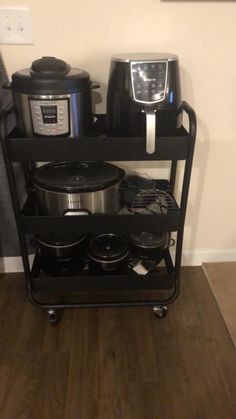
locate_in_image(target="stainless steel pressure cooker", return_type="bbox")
[32,161,125,215]
[4,56,99,137]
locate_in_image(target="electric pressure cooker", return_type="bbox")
[107,53,182,154]
[32,161,125,215]
[4,56,99,137]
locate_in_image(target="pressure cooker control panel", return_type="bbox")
[130,61,168,104]
[29,99,70,136]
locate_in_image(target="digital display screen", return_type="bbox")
[42,106,57,114]
[41,105,57,124]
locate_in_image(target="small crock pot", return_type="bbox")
[32,161,125,215]
[87,233,129,274]
[37,233,87,260]
[129,231,173,262]
[37,234,87,277]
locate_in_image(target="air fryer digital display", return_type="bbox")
[29,99,69,136]
[130,61,168,104]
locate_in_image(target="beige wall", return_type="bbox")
[1,0,236,262]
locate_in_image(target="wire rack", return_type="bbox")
[130,189,177,215]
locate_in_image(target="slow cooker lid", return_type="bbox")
[37,233,86,247]
[11,56,91,94]
[129,231,168,249]
[88,234,128,262]
[33,161,124,193]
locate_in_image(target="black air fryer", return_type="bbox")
[107,53,182,154]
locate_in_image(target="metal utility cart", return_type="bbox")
[0,101,196,325]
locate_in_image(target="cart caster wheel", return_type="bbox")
[47,309,59,326]
[153,305,167,319]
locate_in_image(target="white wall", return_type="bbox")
[1,0,236,266]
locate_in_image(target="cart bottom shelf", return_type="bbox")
[31,252,175,295]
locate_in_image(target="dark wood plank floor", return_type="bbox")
[0,267,236,419]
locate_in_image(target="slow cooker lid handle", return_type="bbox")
[30,56,71,79]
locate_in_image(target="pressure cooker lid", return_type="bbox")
[129,231,168,249]
[88,234,129,262]
[30,57,71,78]
[11,56,91,94]
[33,161,124,193]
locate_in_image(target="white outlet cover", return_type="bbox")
[0,8,33,45]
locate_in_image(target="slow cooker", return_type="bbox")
[87,233,129,273]
[32,161,125,215]
[4,56,99,137]
[129,231,173,261]
[37,233,87,277]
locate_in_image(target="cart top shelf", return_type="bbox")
[3,101,196,163]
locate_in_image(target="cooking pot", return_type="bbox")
[32,161,125,215]
[37,233,87,260]
[87,233,129,273]
[129,231,174,261]
[4,56,99,137]
[37,234,87,276]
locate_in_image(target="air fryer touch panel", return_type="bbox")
[130,61,168,104]
[29,99,70,136]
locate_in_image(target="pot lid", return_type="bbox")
[88,234,128,262]
[33,162,124,193]
[38,233,86,247]
[30,57,71,78]
[11,56,91,94]
[129,231,168,249]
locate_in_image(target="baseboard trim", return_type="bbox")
[181,249,236,266]
[1,250,236,273]
[0,255,34,273]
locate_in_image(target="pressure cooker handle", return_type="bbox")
[91,81,100,89]
[3,82,12,90]
[145,108,156,155]
[64,209,91,216]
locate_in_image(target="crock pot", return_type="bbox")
[129,231,173,261]
[37,233,87,260]
[4,56,99,137]
[87,233,129,273]
[37,234,87,277]
[32,161,125,215]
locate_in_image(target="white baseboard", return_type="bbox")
[1,250,236,273]
[0,255,34,273]
[181,249,236,266]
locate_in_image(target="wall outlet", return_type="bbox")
[0,8,33,45]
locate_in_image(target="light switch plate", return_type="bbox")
[0,8,33,45]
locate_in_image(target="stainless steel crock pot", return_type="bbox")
[32,161,125,215]
[4,56,99,137]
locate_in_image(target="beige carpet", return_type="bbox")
[203,262,236,347]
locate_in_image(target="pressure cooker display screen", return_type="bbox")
[41,105,57,124]
[30,99,69,136]
[131,61,167,104]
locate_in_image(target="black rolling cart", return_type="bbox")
[0,101,196,325]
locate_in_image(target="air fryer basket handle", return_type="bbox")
[145,109,156,154]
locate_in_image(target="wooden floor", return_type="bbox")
[203,262,236,347]
[0,267,236,419]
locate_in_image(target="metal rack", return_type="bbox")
[0,101,196,325]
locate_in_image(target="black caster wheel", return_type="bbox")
[153,305,167,319]
[47,309,59,326]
